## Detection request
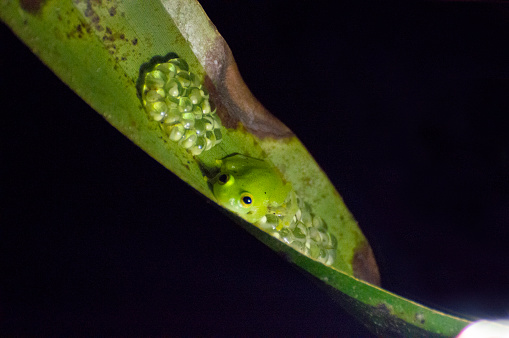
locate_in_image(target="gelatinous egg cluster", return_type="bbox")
[141,58,223,155]
[259,193,337,265]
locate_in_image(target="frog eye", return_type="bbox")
[218,173,230,185]
[240,193,254,208]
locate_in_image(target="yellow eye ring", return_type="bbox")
[240,193,253,208]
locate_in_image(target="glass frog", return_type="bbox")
[208,154,337,265]
[209,154,295,226]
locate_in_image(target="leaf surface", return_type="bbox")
[1,0,471,336]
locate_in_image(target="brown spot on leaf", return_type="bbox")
[82,0,103,33]
[20,0,47,13]
[67,21,92,39]
[352,241,381,286]
[100,24,130,56]
[108,6,117,16]
[204,76,236,129]
[84,6,94,17]
[205,37,293,139]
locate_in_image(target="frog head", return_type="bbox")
[210,154,292,224]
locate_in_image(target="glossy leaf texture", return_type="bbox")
[3,0,497,336]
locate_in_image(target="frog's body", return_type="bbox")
[209,154,337,266]
[211,154,293,224]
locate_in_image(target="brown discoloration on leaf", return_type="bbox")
[204,37,293,139]
[20,0,47,13]
[204,76,235,129]
[66,22,91,39]
[352,241,381,286]
[108,6,117,17]
[83,0,102,32]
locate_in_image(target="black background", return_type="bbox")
[2,1,509,336]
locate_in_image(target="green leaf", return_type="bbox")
[1,0,472,336]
